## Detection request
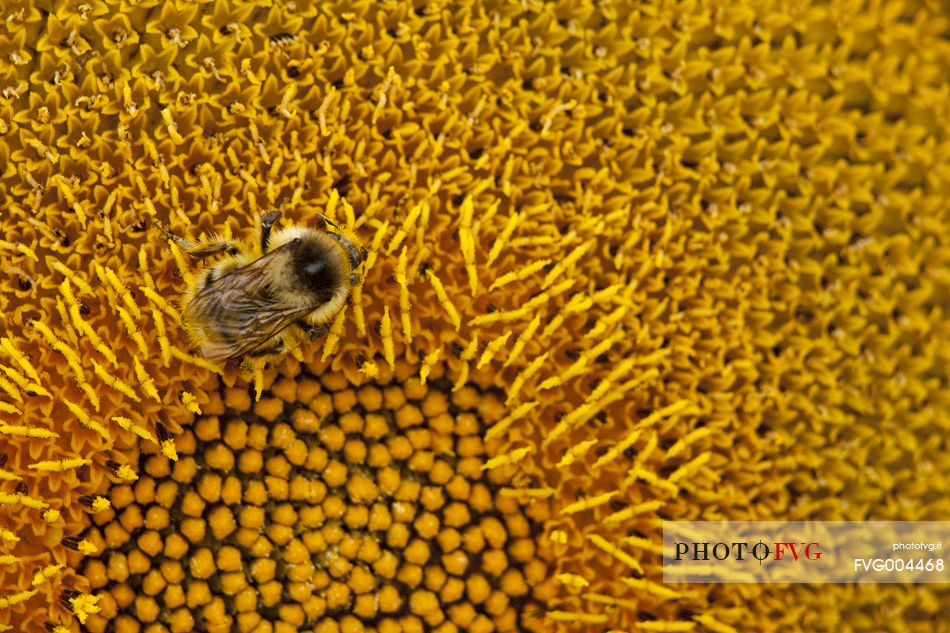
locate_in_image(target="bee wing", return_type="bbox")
[184,243,315,361]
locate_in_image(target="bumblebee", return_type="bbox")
[158,209,364,367]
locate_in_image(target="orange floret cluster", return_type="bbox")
[79,367,554,633]
[1,0,949,632]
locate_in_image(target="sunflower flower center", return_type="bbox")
[80,368,553,633]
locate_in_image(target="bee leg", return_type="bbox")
[349,272,361,287]
[153,222,240,258]
[259,209,282,253]
[296,320,329,340]
[243,340,285,360]
[197,267,216,291]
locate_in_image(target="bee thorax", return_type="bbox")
[291,237,348,304]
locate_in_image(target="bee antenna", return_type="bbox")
[152,220,173,236]
[261,208,282,225]
[317,213,340,230]
[151,220,179,244]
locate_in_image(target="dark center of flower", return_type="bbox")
[80,368,552,633]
